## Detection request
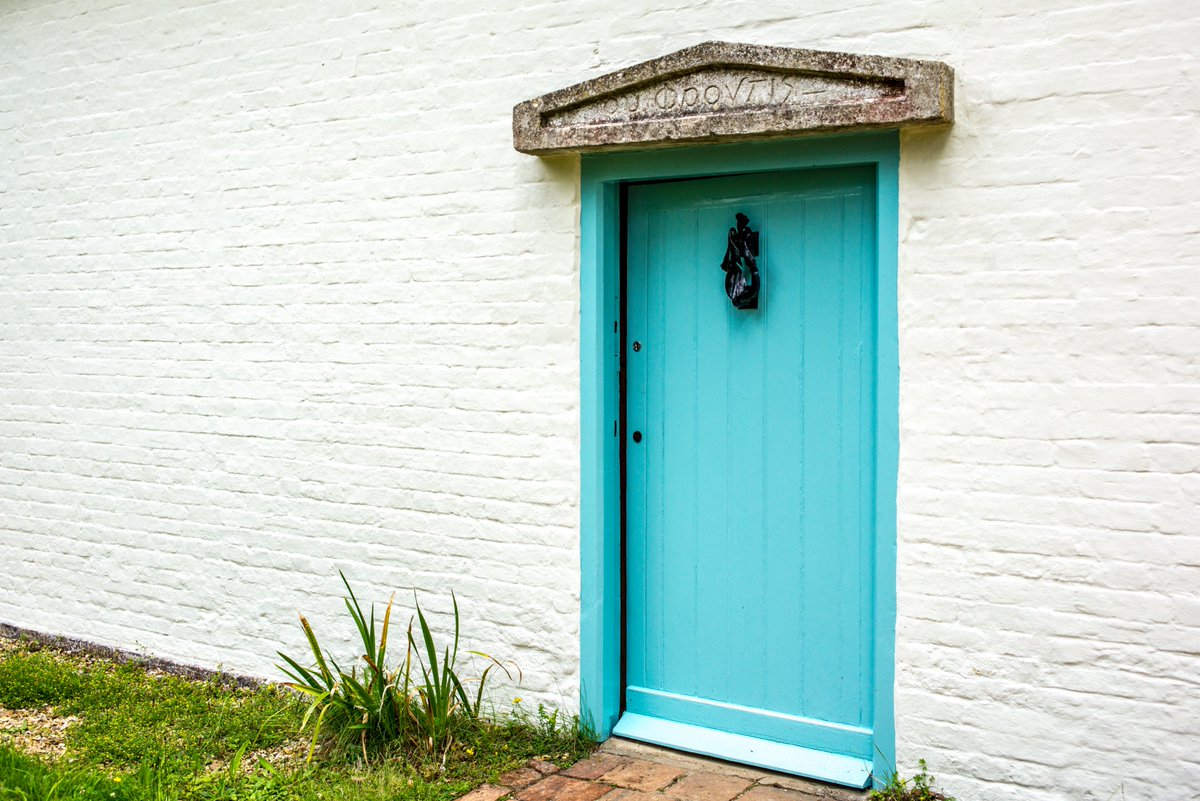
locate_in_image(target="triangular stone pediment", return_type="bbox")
[513,42,953,155]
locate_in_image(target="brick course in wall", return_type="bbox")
[1,2,1197,800]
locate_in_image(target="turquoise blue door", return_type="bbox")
[617,166,879,787]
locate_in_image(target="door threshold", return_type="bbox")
[612,713,872,789]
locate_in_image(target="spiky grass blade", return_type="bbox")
[299,616,333,686]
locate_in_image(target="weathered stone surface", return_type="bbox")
[601,791,663,801]
[529,759,562,775]
[517,775,615,801]
[500,768,546,789]
[598,740,763,780]
[755,775,864,798]
[562,753,630,781]
[737,785,825,801]
[457,784,512,801]
[662,772,754,801]
[595,758,686,792]
[513,41,953,154]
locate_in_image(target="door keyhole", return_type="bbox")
[632,431,643,443]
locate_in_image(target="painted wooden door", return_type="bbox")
[618,166,878,786]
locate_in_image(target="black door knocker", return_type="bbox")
[720,212,760,310]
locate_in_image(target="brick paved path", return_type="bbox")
[457,738,867,801]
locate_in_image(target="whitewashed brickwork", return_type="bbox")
[0,3,1196,800]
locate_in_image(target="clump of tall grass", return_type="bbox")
[277,572,511,763]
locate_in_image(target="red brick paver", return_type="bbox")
[518,775,615,801]
[530,759,562,776]
[563,753,630,780]
[596,758,686,792]
[605,791,663,801]
[663,772,754,801]
[737,786,825,801]
[457,784,511,801]
[501,768,545,790]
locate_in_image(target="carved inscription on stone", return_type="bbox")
[513,42,954,154]
[545,68,902,128]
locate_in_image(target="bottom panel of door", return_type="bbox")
[613,712,872,789]
[623,685,873,757]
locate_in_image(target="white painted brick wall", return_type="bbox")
[1,2,1196,799]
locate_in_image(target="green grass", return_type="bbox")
[0,641,594,801]
[0,645,297,778]
[0,745,145,801]
[0,650,86,709]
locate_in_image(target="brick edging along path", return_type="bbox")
[458,739,866,801]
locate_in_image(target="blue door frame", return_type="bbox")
[578,132,900,786]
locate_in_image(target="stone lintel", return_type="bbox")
[513,41,954,155]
